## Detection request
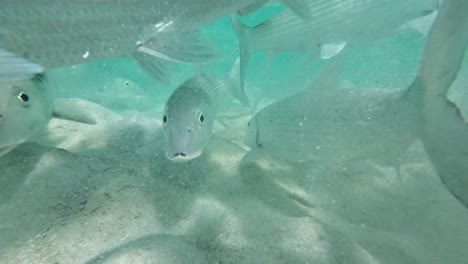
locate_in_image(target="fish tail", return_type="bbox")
[133,51,172,87]
[226,56,250,107]
[415,0,468,206]
[230,15,253,96]
[0,49,44,82]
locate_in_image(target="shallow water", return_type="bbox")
[1,2,468,264]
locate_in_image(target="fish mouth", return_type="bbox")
[165,151,202,162]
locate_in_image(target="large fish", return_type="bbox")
[416,0,468,207]
[244,0,468,206]
[244,66,422,167]
[0,74,52,156]
[232,0,440,90]
[0,0,310,83]
[162,58,248,162]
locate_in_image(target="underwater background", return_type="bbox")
[1,1,468,263]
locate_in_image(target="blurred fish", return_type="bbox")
[0,74,126,157]
[163,58,248,162]
[232,0,440,90]
[0,74,52,156]
[245,0,468,206]
[416,0,468,206]
[244,61,421,167]
[0,0,310,84]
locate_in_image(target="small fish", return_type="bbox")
[0,74,52,156]
[163,58,248,162]
[0,0,310,83]
[232,0,440,90]
[245,0,468,206]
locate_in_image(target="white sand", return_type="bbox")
[0,99,467,264]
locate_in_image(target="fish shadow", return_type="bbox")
[0,143,51,203]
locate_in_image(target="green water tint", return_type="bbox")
[1,1,468,263]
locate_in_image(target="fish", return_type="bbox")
[0,74,52,156]
[0,74,127,157]
[244,64,422,167]
[162,57,248,162]
[0,0,310,84]
[231,0,440,90]
[416,0,468,207]
[244,0,468,206]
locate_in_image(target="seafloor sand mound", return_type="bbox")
[0,99,467,264]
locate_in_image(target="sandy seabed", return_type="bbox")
[0,99,467,264]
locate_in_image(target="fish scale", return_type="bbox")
[2,0,301,82]
[232,0,439,92]
[250,0,438,52]
[162,58,248,162]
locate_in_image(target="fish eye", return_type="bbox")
[199,114,204,123]
[17,92,29,103]
[163,115,167,123]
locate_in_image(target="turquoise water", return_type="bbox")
[1,2,468,263]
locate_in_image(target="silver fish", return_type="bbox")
[0,74,52,156]
[0,0,310,83]
[416,0,468,207]
[232,0,440,90]
[163,58,248,162]
[245,0,468,206]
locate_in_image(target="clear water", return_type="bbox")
[1,2,468,264]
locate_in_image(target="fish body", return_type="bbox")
[245,85,421,166]
[163,75,219,161]
[245,0,468,206]
[232,0,439,89]
[162,58,247,162]
[0,74,52,156]
[416,0,468,206]
[1,0,309,83]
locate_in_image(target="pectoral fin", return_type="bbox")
[133,52,172,86]
[405,10,438,36]
[320,42,346,60]
[137,28,220,64]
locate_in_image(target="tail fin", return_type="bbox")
[0,49,44,82]
[416,0,468,207]
[230,15,253,96]
[227,57,250,107]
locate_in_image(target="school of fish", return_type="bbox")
[1,0,468,211]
